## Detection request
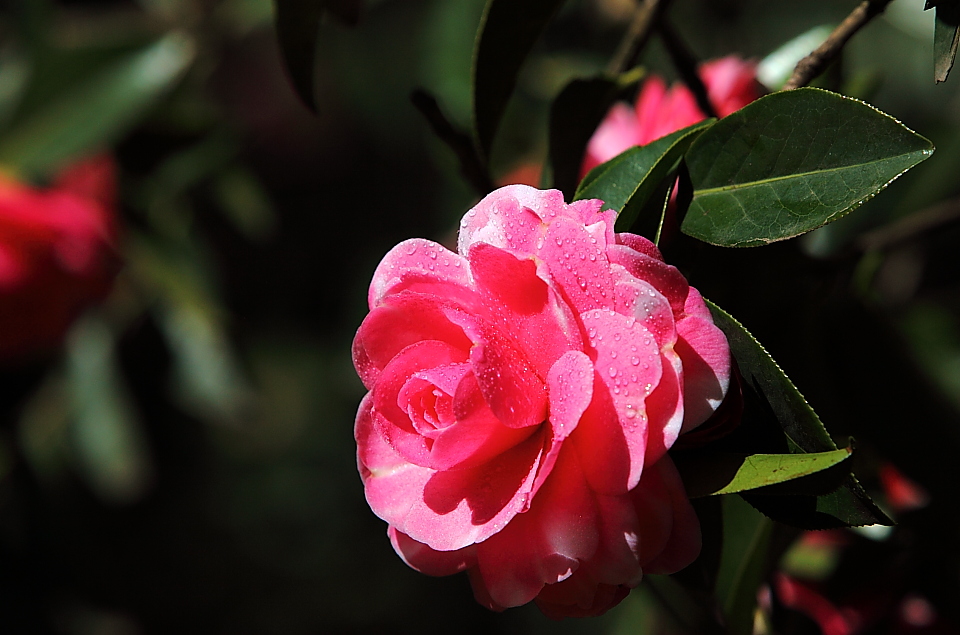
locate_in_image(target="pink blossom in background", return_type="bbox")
[582,56,761,176]
[0,155,119,363]
[353,185,731,618]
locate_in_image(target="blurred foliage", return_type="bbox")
[0,0,960,633]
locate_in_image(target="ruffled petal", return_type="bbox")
[389,527,477,576]
[353,292,473,389]
[370,238,473,308]
[633,455,702,574]
[359,391,547,551]
[676,288,730,432]
[472,447,598,609]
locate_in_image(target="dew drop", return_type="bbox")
[608,367,618,378]
[630,356,640,366]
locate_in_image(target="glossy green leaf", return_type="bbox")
[707,300,892,528]
[0,33,194,178]
[682,88,934,247]
[547,68,644,198]
[678,448,851,498]
[274,0,362,112]
[574,119,714,235]
[472,0,565,161]
[934,1,960,82]
[716,495,772,635]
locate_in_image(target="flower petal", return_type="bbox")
[370,238,472,308]
[389,527,477,576]
[676,288,730,432]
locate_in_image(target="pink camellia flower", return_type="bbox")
[353,185,730,618]
[0,155,119,363]
[582,56,761,176]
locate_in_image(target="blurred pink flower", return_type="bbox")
[353,185,731,618]
[582,56,761,176]
[0,155,119,363]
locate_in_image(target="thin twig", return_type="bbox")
[657,19,718,119]
[857,196,960,251]
[782,0,894,90]
[606,0,671,76]
[410,89,494,196]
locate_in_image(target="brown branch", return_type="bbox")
[606,0,672,76]
[657,19,718,119]
[782,0,894,90]
[857,196,960,251]
[410,89,494,196]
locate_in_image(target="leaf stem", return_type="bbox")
[782,0,894,90]
[411,89,494,197]
[606,0,671,76]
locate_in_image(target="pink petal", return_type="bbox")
[473,447,599,608]
[633,455,701,574]
[633,75,669,146]
[369,238,472,308]
[429,372,538,470]
[606,242,690,314]
[389,527,477,576]
[527,350,595,502]
[676,288,731,432]
[643,348,684,464]
[612,275,677,348]
[372,340,468,467]
[359,391,547,551]
[442,307,548,429]
[458,185,560,257]
[469,242,583,378]
[539,216,615,315]
[578,308,663,491]
[582,102,644,176]
[353,292,473,389]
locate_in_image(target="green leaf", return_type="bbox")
[934,1,960,82]
[472,0,566,161]
[547,67,644,198]
[716,495,772,635]
[706,299,892,528]
[574,120,714,236]
[274,0,362,112]
[706,300,835,453]
[0,33,194,178]
[682,88,934,247]
[66,315,153,503]
[678,448,851,498]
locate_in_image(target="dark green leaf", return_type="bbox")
[682,88,934,247]
[547,67,644,198]
[274,0,362,112]
[0,34,194,178]
[472,0,566,161]
[574,120,714,235]
[677,448,851,498]
[706,300,892,528]
[744,474,892,530]
[934,1,960,82]
[716,495,772,635]
[706,300,835,453]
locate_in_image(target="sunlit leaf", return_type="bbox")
[0,33,195,178]
[274,0,362,112]
[678,447,851,498]
[574,120,714,237]
[548,67,644,197]
[472,0,566,161]
[682,88,934,247]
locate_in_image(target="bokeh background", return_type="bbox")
[1,0,959,633]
